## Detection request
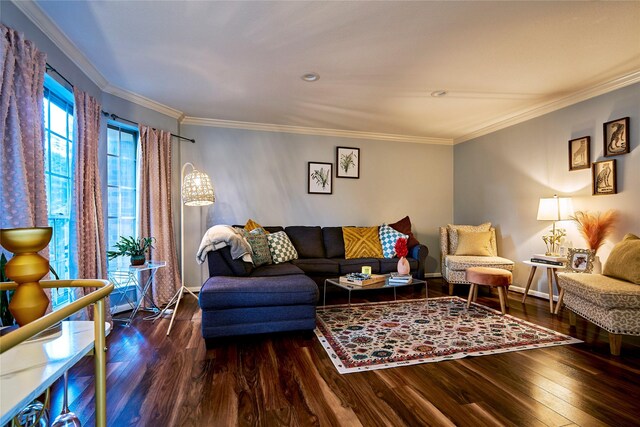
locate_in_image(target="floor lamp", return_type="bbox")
[162,162,214,336]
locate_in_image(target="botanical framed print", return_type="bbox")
[603,117,630,157]
[568,136,590,171]
[566,248,595,273]
[592,159,617,195]
[336,147,360,178]
[308,162,332,194]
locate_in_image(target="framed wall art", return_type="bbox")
[603,117,630,157]
[336,146,360,178]
[308,162,333,194]
[592,159,617,195]
[566,248,595,273]
[568,136,590,171]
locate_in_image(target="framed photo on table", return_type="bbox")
[568,136,590,171]
[603,117,630,157]
[592,159,617,195]
[308,162,333,194]
[566,248,595,273]
[336,146,360,178]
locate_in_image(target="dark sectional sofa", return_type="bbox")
[199,225,429,344]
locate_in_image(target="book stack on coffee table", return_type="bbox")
[530,254,566,266]
[388,272,413,285]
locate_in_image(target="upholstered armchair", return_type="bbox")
[440,224,514,295]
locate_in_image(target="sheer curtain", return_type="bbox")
[70,88,110,320]
[138,125,181,306]
[0,24,51,308]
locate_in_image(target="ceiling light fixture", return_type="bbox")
[301,72,320,82]
[431,90,448,97]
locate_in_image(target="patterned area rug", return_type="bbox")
[315,296,581,374]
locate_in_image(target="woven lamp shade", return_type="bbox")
[182,169,215,206]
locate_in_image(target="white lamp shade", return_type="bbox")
[537,196,573,221]
[182,169,215,206]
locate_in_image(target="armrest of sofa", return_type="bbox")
[410,244,429,279]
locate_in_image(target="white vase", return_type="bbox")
[592,255,602,274]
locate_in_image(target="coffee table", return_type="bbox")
[323,275,428,306]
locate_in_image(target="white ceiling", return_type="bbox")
[22,1,640,143]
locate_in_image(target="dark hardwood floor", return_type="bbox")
[50,279,640,426]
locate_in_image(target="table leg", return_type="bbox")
[323,280,327,306]
[546,268,554,313]
[553,269,563,315]
[393,287,397,301]
[522,266,537,303]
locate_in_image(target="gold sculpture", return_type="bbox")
[0,227,52,326]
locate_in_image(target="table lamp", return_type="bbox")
[537,195,573,256]
[163,163,215,335]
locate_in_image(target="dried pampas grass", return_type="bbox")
[571,210,618,253]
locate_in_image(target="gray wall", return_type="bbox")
[179,126,453,288]
[454,83,640,297]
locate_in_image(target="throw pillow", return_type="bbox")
[244,218,269,234]
[342,226,384,259]
[266,231,298,264]
[603,233,640,285]
[447,222,492,254]
[388,216,420,248]
[237,228,272,267]
[379,223,409,258]
[454,230,493,256]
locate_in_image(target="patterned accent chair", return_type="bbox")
[440,225,514,295]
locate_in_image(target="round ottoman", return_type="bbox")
[466,267,513,314]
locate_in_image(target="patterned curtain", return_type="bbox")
[0,24,51,309]
[70,88,110,320]
[139,125,181,306]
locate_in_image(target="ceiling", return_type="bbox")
[20,1,640,143]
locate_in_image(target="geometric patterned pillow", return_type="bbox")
[379,223,408,258]
[266,231,298,264]
[447,222,491,254]
[237,228,272,267]
[342,226,384,259]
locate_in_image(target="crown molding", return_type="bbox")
[180,117,453,145]
[11,0,109,89]
[103,84,184,119]
[454,70,640,144]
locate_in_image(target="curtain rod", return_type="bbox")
[102,111,196,143]
[46,63,73,88]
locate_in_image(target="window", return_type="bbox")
[107,124,139,272]
[43,75,74,308]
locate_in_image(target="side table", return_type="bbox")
[521,260,565,314]
[109,260,166,326]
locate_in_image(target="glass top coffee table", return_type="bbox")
[323,275,428,306]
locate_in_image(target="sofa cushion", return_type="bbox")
[338,258,380,274]
[285,226,325,258]
[244,218,268,233]
[379,257,418,274]
[379,223,409,258]
[447,223,491,254]
[389,216,420,248]
[445,255,514,271]
[603,233,640,285]
[250,263,304,277]
[291,258,340,275]
[236,228,272,267]
[323,227,345,258]
[207,246,253,277]
[558,272,640,310]
[199,275,318,310]
[343,226,383,259]
[454,230,493,257]
[267,231,299,264]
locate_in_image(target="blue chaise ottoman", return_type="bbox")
[199,274,318,344]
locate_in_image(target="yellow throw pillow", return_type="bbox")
[244,219,269,234]
[342,227,384,259]
[603,233,640,284]
[447,222,492,254]
[454,230,493,256]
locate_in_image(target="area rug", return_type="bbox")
[315,296,581,374]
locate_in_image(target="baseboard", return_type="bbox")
[509,285,558,302]
[187,286,201,293]
[425,273,442,278]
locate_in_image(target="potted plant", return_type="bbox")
[107,236,155,266]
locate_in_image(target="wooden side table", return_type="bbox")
[521,260,565,314]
